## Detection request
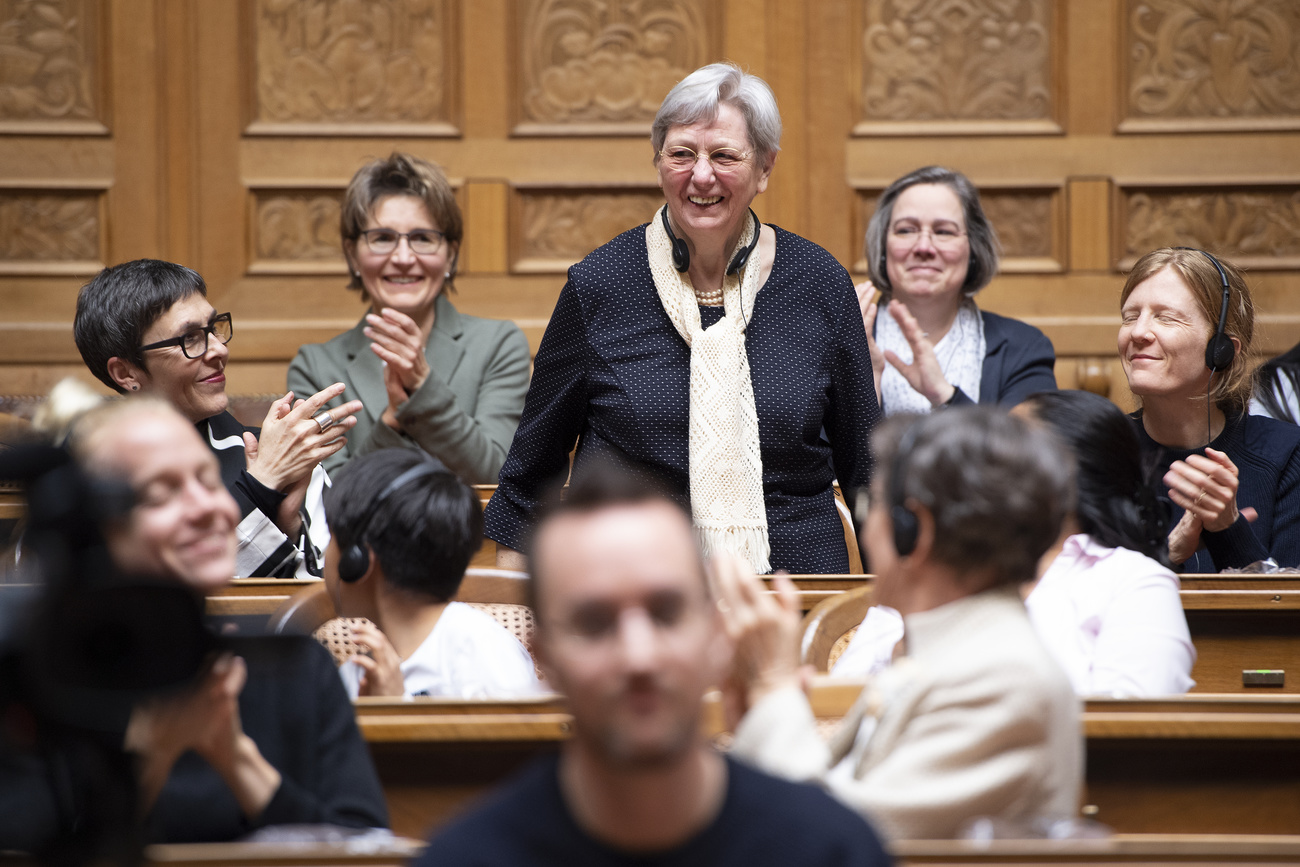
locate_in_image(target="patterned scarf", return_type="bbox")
[878,298,986,415]
[646,206,770,573]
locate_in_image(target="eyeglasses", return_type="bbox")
[139,313,233,359]
[359,228,447,256]
[889,223,968,250]
[658,146,752,174]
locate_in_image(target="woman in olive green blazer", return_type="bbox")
[289,153,529,483]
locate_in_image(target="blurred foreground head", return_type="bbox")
[69,398,240,591]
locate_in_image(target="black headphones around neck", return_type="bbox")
[337,462,443,583]
[661,207,761,276]
[1174,247,1235,372]
[888,422,923,557]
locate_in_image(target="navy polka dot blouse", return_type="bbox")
[483,224,882,573]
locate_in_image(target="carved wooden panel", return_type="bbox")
[248,0,458,135]
[511,188,665,272]
[852,186,1062,274]
[1122,185,1300,269]
[856,0,1060,135]
[0,0,103,133]
[0,190,102,274]
[1122,0,1300,132]
[514,0,715,135]
[247,189,346,275]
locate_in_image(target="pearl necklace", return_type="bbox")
[695,287,724,306]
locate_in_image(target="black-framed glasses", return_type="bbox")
[359,228,447,256]
[139,313,233,359]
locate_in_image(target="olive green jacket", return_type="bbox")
[287,294,530,483]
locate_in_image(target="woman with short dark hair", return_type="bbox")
[288,152,530,482]
[858,166,1057,414]
[73,258,359,578]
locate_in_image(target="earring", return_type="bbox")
[444,271,452,279]
[131,385,138,392]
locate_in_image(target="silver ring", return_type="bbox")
[313,410,335,433]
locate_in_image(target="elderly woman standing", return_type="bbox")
[289,153,531,482]
[485,63,880,574]
[1119,247,1300,571]
[858,166,1057,413]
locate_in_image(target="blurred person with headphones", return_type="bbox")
[711,408,1080,840]
[1119,248,1300,570]
[322,449,541,699]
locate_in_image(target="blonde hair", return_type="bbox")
[31,378,106,445]
[1120,248,1255,415]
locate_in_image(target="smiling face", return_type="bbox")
[884,183,971,310]
[656,102,773,254]
[86,408,240,590]
[1119,265,1216,401]
[531,501,727,769]
[126,294,229,424]
[347,194,457,321]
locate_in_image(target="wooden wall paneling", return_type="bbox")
[758,0,808,238]
[853,0,1065,137]
[1119,182,1300,271]
[463,0,510,139]
[463,181,510,275]
[0,187,104,274]
[244,0,461,137]
[1065,0,1116,135]
[1119,0,1300,133]
[512,0,720,137]
[508,185,665,274]
[1067,177,1113,271]
[804,0,855,265]
[107,0,166,262]
[246,186,347,275]
[0,0,106,135]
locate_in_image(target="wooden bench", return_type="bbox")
[777,576,1300,694]
[352,687,1300,839]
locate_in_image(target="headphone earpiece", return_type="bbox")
[338,543,372,584]
[660,208,761,276]
[1174,247,1235,372]
[888,423,922,557]
[336,461,443,584]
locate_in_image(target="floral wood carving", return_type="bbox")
[1125,188,1300,260]
[519,0,709,126]
[0,192,98,259]
[981,191,1053,258]
[517,191,664,267]
[1127,0,1300,120]
[0,0,96,123]
[861,0,1054,121]
[254,0,449,125]
[254,192,344,262]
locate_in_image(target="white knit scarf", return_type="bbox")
[878,298,986,415]
[646,206,770,573]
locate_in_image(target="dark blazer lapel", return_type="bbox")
[429,294,466,385]
[342,317,386,423]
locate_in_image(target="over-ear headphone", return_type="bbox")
[661,207,761,276]
[888,422,923,557]
[338,461,443,583]
[1174,247,1234,372]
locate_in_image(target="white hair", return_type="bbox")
[651,62,782,162]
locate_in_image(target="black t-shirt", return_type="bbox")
[417,753,891,866]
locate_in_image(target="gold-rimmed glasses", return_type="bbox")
[657,146,752,174]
